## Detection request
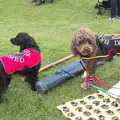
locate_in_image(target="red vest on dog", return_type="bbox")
[0,48,42,74]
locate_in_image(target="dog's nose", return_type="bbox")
[10,38,14,42]
[84,47,90,52]
[10,38,16,45]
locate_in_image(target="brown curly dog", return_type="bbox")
[71,27,120,89]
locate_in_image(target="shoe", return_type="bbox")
[109,15,120,20]
[116,16,120,19]
[34,1,42,5]
[109,17,114,20]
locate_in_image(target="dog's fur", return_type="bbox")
[71,28,98,75]
[71,28,120,81]
[0,32,41,102]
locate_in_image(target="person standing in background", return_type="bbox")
[110,0,120,19]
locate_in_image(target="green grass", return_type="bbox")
[0,0,120,120]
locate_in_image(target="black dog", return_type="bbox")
[0,32,42,102]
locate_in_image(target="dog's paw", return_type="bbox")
[80,82,91,89]
[81,71,88,80]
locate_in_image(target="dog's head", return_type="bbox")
[71,28,98,57]
[10,32,39,52]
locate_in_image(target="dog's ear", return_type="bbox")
[24,35,38,48]
[71,39,79,56]
[19,32,38,51]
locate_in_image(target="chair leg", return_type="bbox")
[51,0,54,3]
[97,7,102,15]
[32,0,37,3]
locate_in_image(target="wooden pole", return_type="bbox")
[39,54,74,72]
[39,52,120,72]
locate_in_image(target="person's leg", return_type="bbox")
[117,0,120,17]
[111,0,118,18]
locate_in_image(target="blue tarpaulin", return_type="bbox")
[36,60,106,93]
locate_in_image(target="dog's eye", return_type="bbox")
[87,40,92,44]
[78,41,84,44]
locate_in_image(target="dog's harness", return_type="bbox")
[96,35,120,56]
[83,36,120,88]
[0,48,42,74]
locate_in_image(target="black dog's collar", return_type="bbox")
[34,47,40,52]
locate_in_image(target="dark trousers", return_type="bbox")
[111,0,120,18]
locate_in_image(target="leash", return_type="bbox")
[60,68,120,98]
[93,76,120,89]
[85,75,120,98]
[81,53,120,60]
[90,83,120,98]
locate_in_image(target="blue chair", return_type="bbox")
[95,0,111,15]
[32,0,54,5]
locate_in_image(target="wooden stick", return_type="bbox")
[39,52,120,72]
[39,54,74,72]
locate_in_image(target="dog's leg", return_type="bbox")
[84,59,97,75]
[81,59,97,89]
[25,71,39,91]
[0,74,11,103]
[0,85,4,103]
[0,76,8,92]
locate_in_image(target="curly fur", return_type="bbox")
[0,32,41,103]
[71,27,120,77]
[71,28,98,75]
[71,28,97,57]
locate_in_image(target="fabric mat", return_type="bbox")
[57,91,120,120]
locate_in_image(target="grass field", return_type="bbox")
[0,0,120,120]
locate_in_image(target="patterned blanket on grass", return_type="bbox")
[57,91,120,120]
